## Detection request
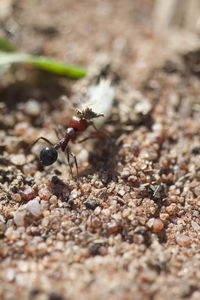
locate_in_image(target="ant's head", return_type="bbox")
[40,146,58,166]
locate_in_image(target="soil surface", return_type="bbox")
[1,1,200,300]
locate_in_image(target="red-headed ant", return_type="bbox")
[31,108,104,177]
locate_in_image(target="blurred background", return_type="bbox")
[1,0,200,86]
[1,3,200,299]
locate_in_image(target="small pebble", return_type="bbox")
[94,206,101,215]
[107,220,119,233]
[56,232,65,241]
[77,148,88,162]
[10,154,26,166]
[166,203,177,215]
[81,184,91,193]
[194,187,200,197]
[4,136,22,153]
[84,198,99,210]
[0,221,6,234]
[14,208,26,226]
[23,163,37,176]
[49,195,58,205]
[15,122,29,136]
[191,220,200,231]
[37,242,47,254]
[133,234,144,244]
[176,234,191,246]
[24,99,41,117]
[12,193,22,203]
[159,213,169,221]
[152,218,164,233]
[27,198,41,217]
[5,227,19,241]
[19,186,36,201]
[38,187,51,200]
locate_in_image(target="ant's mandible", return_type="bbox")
[31,108,104,177]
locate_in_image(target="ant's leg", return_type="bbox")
[69,150,79,179]
[27,137,54,153]
[53,125,65,140]
[32,137,54,146]
[90,121,98,131]
[58,125,65,135]
[89,121,109,138]
[54,127,61,140]
[78,136,96,143]
[53,126,69,166]
[78,127,108,144]
[26,137,54,155]
[76,121,100,143]
[66,147,74,177]
[65,148,79,179]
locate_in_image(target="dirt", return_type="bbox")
[0,1,200,300]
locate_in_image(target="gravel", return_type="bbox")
[27,198,41,217]
[1,1,200,299]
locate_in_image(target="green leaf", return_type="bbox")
[0,52,87,78]
[0,37,16,52]
[28,55,87,78]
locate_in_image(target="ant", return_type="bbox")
[31,108,104,177]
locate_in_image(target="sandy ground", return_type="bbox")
[0,1,200,300]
